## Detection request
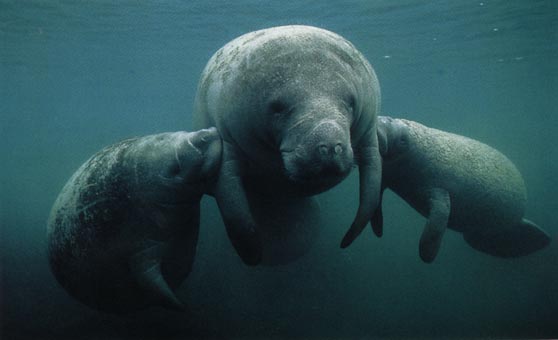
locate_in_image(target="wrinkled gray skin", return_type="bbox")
[375,116,551,263]
[193,25,382,264]
[47,129,221,312]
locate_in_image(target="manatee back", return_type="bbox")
[47,140,148,311]
[193,25,380,144]
[402,120,527,230]
[47,136,202,312]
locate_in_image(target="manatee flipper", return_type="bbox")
[340,140,382,248]
[373,120,387,237]
[463,218,551,258]
[419,188,450,263]
[214,141,262,266]
[129,241,184,311]
[370,188,385,238]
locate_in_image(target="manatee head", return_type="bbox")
[377,116,410,162]
[278,99,355,195]
[232,26,379,195]
[128,127,222,203]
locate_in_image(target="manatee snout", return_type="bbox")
[160,128,222,182]
[308,120,352,173]
[187,127,222,176]
[377,116,410,159]
[281,119,353,194]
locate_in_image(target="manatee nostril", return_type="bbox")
[317,143,344,157]
[318,144,329,156]
[334,144,343,155]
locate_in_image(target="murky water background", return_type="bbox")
[1,1,557,339]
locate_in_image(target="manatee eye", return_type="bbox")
[345,95,356,115]
[396,135,409,150]
[165,162,181,178]
[268,100,287,114]
[349,95,356,109]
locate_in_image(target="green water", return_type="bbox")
[1,1,557,339]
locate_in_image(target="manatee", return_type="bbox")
[193,25,383,263]
[47,129,221,312]
[370,116,551,262]
[250,193,322,266]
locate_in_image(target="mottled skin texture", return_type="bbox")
[375,116,551,262]
[47,129,221,312]
[193,26,382,263]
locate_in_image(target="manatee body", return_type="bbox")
[375,116,551,263]
[193,25,383,264]
[249,193,322,266]
[47,129,221,312]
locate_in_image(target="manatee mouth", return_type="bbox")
[279,115,354,195]
[281,149,353,195]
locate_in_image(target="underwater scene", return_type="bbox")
[1,1,557,339]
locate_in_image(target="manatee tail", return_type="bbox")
[463,219,551,258]
[129,241,185,311]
